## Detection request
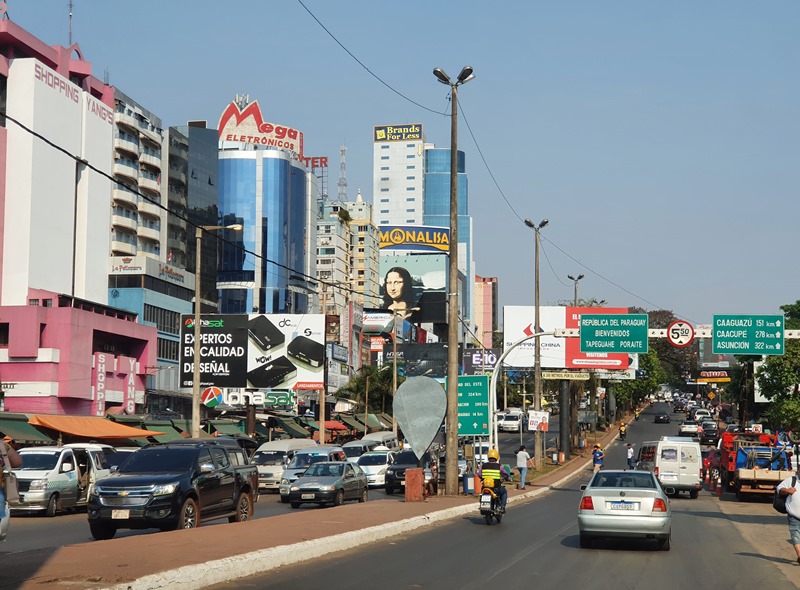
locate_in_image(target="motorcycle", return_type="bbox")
[620,427,627,441]
[478,477,503,525]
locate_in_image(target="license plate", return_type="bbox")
[400,480,405,486]
[660,474,678,482]
[609,502,638,510]
[111,509,130,519]
[301,493,315,500]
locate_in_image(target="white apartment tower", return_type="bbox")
[372,124,425,226]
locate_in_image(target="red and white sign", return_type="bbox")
[667,320,694,348]
[218,101,304,160]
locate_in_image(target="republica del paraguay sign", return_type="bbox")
[579,314,649,354]
[378,225,450,253]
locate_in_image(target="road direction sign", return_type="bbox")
[712,314,784,355]
[454,375,489,437]
[667,320,695,348]
[579,314,649,354]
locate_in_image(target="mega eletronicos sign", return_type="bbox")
[218,100,304,160]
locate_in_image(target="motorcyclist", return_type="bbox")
[619,423,627,440]
[478,449,511,513]
[634,409,640,421]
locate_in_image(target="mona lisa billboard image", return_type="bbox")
[379,253,447,324]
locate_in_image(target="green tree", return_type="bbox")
[611,348,667,410]
[754,301,800,428]
[337,366,395,415]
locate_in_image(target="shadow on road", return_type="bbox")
[0,547,59,589]
[560,534,664,552]
[737,551,797,566]
[672,509,785,525]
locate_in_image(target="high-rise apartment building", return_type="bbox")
[372,124,425,226]
[474,275,498,348]
[342,192,381,308]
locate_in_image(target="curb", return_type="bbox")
[101,459,593,590]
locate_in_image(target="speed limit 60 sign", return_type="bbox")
[667,320,695,348]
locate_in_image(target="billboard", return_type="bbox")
[379,226,450,253]
[379,253,448,324]
[463,348,502,376]
[180,314,325,390]
[502,306,630,370]
[373,123,423,142]
[217,100,304,160]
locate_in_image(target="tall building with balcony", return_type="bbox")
[111,89,164,260]
[475,275,498,348]
[342,191,381,308]
[0,19,156,415]
[316,199,352,316]
[372,124,425,226]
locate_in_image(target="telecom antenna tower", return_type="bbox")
[337,145,348,201]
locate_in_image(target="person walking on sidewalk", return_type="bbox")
[516,445,531,489]
[777,475,800,564]
[626,444,635,470]
[592,444,604,475]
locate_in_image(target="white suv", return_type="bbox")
[499,414,525,433]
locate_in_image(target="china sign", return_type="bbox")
[218,100,304,160]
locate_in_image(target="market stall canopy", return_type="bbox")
[169,419,214,439]
[302,419,349,431]
[273,417,311,439]
[0,413,54,444]
[209,420,245,436]
[336,415,365,432]
[29,415,166,438]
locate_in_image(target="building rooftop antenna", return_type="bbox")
[234,94,250,110]
[68,0,73,45]
[337,145,348,201]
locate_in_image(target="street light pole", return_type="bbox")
[524,218,548,469]
[191,223,243,439]
[568,273,584,307]
[433,65,475,496]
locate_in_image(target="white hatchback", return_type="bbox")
[356,451,396,487]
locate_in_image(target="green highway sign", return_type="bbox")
[579,314,649,354]
[712,314,784,355]
[454,375,489,436]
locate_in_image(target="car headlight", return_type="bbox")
[290,486,300,492]
[378,468,386,476]
[386,469,395,477]
[28,479,47,491]
[280,478,289,485]
[152,483,178,496]
[321,485,336,491]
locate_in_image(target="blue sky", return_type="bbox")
[9,1,800,326]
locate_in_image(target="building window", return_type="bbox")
[380,210,389,214]
[0,323,8,347]
[381,166,389,171]
[406,155,414,159]
[157,337,179,361]
[406,198,415,202]
[381,188,389,192]
[406,187,415,191]
[406,219,415,223]
[381,156,389,160]
[407,209,415,213]
[144,304,180,335]
[28,299,39,306]
[380,199,389,203]
[407,144,415,148]
[381,177,389,181]
[381,144,389,149]
[406,165,415,170]
[406,176,415,180]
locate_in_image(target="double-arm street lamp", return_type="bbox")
[568,274,584,307]
[524,218,548,469]
[192,223,243,439]
[433,65,475,495]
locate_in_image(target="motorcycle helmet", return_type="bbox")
[488,449,499,461]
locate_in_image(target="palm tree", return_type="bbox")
[338,366,395,415]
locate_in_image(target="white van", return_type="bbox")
[11,443,113,516]
[251,439,318,492]
[343,439,381,464]
[636,437,702,498]
[361,431,399,450]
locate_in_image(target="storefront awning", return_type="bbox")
[274,417,311,439]
[28,415,165,439]
[0,416,53,444]
[169,419,214,439]
[367,413,389,429]
[143,421,186,443]
[210,421,245,436]
[302,419,349,432]
[337,415,365,432]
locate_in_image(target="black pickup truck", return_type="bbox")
[87,439,258,540]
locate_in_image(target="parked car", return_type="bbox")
[637,437,703,498]
[251,439,318,492]
[87,439,258,540]
[288,461,368,508]
[577,470,672,550]
[356,450,396,487]
[702,448,722,483]
[678,420,700,438]
[343,440,382,464]
[12,443,114,517]
[105,447,138,469]
[654,413,671,424]
[700,421,720,445]
[385,449,437,494]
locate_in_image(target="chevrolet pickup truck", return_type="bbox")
[87,439,258,540]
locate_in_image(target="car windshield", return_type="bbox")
[106,450,135,468]
[702,422,717,429]
[305,463,343,477]
[592,473,656,489]
[682,420,696,425]
[251,451,285,466]
[17,451,61,471]
[358,454,388,466]
[287,453,329,469]
[118,447,196,473]
[396,450,424,465]
[344,447,363,459]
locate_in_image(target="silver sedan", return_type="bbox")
[577,470,672,550]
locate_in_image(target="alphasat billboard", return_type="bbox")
[502,306,630,370]
[180,314,325,391]
[218,100,304,160]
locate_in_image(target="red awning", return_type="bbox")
[324,420,348,431]
[29,415,165,438]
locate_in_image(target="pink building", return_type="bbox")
[0,20,156,415]
[474,276,498,349]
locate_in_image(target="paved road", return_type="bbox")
[206,403,797,590]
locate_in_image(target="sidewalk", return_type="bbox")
[6,431,617,590]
